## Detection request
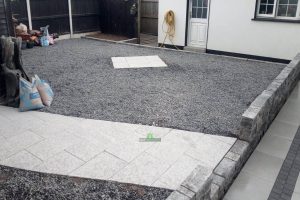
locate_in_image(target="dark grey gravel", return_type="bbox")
[0,165,172,200]
[23,39,285,136]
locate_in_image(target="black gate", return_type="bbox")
[10,0,137,38]
[10,0,28,30]
[30,0,70,35]
[10,0,101,35]
[0,0,14,36]
[72,0,100,33]
[100,0,137,38]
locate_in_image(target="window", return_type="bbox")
[258,0,276,16]
[256,0,300,19]
[192,0,208,19]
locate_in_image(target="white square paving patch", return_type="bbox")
[112,56,167,69]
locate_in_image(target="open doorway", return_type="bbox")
[140,0,158,47]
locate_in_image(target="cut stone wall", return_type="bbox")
[238,53,300,145]
[167,54,300,200]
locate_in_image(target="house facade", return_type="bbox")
[158,0,300,62]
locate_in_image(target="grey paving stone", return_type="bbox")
[225,151,240,162]
[242,150,283,182]
[211,174,226,188]
[181,165,213,197]
[177,186,196,199]
[166,191,192,200]
[214,158,236,179]
[230,140,250,157]
[210,183,220,200]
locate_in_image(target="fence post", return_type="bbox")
[68,0,73,37]
[137,0,141,43]
[26,0,32,30]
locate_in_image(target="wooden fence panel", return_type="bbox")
[141,0,158,35]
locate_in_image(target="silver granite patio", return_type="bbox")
[0,106,236,190]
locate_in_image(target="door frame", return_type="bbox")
[186,0,211,49]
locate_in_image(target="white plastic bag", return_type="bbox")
[19,77,44,112]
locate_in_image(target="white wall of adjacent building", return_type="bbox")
[207,0,300,60]
[158,0,187,47]
[158,0,300,60]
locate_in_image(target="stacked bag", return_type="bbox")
[19,75,54,112]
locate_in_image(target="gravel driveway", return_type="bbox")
[23,39,285,136]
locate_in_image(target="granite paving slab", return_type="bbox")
[0,106,236,192]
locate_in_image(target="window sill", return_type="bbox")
[252,17,300,23]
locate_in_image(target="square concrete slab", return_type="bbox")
[112,55,167,69]
[256,134,292,159]
[241,150,284,182]
[292,192,300,200]
[224,171,274,200]
[265,119,299,141]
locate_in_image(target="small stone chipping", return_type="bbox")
[23,39,284,136]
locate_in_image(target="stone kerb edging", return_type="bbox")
[167,54,300,200]
[167,165,213,200]
[209,53,300,200]
[238,53,300,144]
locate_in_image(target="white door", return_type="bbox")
[188,0,209,48]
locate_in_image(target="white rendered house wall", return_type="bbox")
[207,0,300,60]
[158,0,188,47]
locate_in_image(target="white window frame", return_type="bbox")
[256,0,277,17]
[256,0,300,20]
